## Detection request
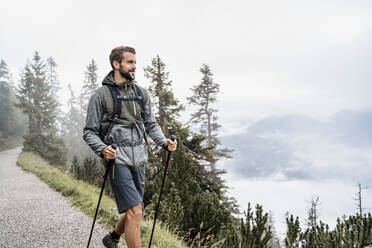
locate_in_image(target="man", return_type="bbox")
[83,46,177,248]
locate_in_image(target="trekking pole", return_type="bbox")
[148,135,176,248]
[87,144,117,248]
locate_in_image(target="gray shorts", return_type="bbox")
[108,164,145,214]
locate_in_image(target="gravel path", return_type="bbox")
[0,147,124,248]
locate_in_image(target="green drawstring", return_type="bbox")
[132,101,137,115]
[112,164,115,179]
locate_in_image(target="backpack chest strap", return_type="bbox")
[117,95,143,102]
[103,84,148,146]
[106,84,145,121]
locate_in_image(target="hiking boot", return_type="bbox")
[102,232,119,248]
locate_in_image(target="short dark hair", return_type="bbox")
[109,46,136,69]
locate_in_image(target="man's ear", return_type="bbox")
[113,60,120,70]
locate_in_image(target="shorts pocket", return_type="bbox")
[110,165,132,185]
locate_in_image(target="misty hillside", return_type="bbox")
[221,110,372,182]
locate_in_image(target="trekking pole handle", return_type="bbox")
[163,136,176,151]
[111,143,118,150]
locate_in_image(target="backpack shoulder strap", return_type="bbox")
[132,83,146,119]
[100,84,122,144]
[132,83,149,146]
[106,84,121,122]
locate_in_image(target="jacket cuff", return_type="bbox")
[97,145,107,158]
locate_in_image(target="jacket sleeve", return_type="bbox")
[83,92,107,157]
[142,90,167,147]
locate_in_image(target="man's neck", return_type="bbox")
[113,71,129,84]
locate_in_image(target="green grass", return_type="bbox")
[16,152,186,248]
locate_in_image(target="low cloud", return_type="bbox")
[220,111,372,184]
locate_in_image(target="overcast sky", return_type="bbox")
[1,0,371,240]
[2,0,372,125]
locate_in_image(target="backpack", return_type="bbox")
[101,83,147,146]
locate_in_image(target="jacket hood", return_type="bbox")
[102,70,134,88]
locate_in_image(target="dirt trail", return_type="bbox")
[0,147,116,248]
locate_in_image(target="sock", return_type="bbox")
[110,230,121,240]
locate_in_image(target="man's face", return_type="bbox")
[118,52,136,81]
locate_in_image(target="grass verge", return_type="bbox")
[16,151,186,248]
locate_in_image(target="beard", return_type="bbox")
[119,66,134,81]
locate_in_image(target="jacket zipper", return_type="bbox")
[130,85,136,166]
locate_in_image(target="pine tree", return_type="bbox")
[70,155,80,175]
[63,84,86,160]
[145,183,185,230]
[77,59,100,155]
[337,213,372,247]
[0,59,16,90]
[46,56,61,99]
[77,59,100,153]
[144,55,184,167]
[46,56,65,134]
[267,211,281,248]
[80,59,99,111]
[143,123,229,241]
[82,156,101,185]
[15,54,42,135]
[217,220,240,248]
[187,64,233,199]
[0,61,26,138]
[15,52,66,164]
[0,82,13,134]
[240,203,272,248]
[283,212,372,248]
[162,183,184,228]
[285,215,301,248]
[0,60,15,135]
[144,55,183,134]
[0,59,10,80]
[315,222,334,247]
[187,64,233,171]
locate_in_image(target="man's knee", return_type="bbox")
[127,204,142,223]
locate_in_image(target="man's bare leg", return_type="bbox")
[124,204,142,248]
[115,212,127,235]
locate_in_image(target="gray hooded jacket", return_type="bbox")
[83,71,166,166]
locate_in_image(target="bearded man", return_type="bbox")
[83,46,177,248]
